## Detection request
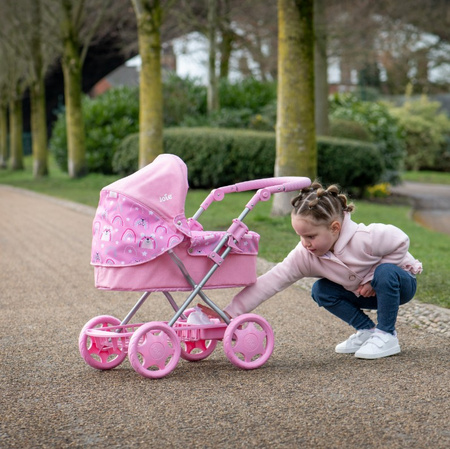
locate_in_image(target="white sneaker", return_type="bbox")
[355,330,401,359]
[335,330,374,354]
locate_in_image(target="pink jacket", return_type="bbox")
[224,213,423,318]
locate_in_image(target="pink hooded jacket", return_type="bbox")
[224,213,423,318]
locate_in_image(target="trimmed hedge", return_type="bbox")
[113,127,383,193]
[318,136,384,195]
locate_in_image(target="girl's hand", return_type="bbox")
[357,283,376,297]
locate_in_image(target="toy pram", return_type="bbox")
[79,154,311,378]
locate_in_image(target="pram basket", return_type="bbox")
[79,154,311,378]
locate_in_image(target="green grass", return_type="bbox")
[402,170,450,185]
[0,156,120,205]
[2,157,450,308]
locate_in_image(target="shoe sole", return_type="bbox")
[335,347,358,354]
[354,345,401,359]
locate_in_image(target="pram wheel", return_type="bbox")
[223,314,274,370]
[128,322,181,379]
[180,339,218,361]
[79,315,127,370]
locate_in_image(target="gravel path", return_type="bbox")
[1,186,449,449]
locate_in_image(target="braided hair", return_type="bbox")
[291,181,355,225]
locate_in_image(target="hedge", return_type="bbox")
[113,127,383,193]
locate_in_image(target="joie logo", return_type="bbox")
[160,193,173,203]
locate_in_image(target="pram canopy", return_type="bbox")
[91,154,192,268]
[90,154,310,292]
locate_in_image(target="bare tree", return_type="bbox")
[0,107,6,169]
[207,0,220,112]
[228,0,278,81]
[314,0,329,135]
[131,0,165,167]
[175,0,221,112]
[28,0,52,177]
[272,0,316,216]
[42,0,128,178]
[0,46,8,169]
[0,35,28,171]
[0,2,30,171]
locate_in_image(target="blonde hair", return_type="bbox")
[291,181,355,225]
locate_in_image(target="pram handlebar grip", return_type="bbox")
[199,177,311,212]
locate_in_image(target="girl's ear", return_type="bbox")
[330,220,341,234]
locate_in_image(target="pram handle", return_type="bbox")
[199,177,311,212]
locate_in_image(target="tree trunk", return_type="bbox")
[219,31,233,80]
[62,38,87,178]
[219,0,232,80]
[314,0,329,136]
[136,4,164,167]
[9,98,24,171]
[30,77,49,177]
[29,0,48,177]
[207,0,219,113]
[272,0,316,216]
[0,105,7,168]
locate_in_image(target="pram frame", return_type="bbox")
[116,203,249,328]
[117,177,309,329]
[81,167,311,379]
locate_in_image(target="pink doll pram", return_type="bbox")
[79,154,311,379]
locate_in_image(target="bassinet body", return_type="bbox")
[91,154,259,291]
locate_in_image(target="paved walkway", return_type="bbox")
[0,186,449,449]
[391,181,450,234]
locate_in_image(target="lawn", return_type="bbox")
[402,170,450,185]
[1,157,450,308]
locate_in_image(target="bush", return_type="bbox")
[180,78,278,129]
[317,136,384,196]
[330,93,405,184]
[435,136,450,172]
[50,86,139,174]
[218,77,277,112]
[329,118,372,142]
[113,128,383,194]
[50,77,277,174]
[163,73,207,126]
[114,128,276,186]
[388,96,450,171]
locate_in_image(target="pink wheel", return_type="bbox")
[79,315,127,370]
[180,339,217,361]
[223,314,274,370]
[128,322,181,379]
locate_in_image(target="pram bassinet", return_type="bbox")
[91,154,259,291]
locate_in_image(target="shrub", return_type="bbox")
[248,102,277,131]
[365,183,391,199]
[114,128,276,186]
[163,73,207,126]
[329,118,372,142]
[317,136,384,196]
[218,77,277,112]
[330,93,405,184]
[435,136,450,172]
[388,96,450,171]
[191,108,255,129]
[50,86,139,174]
[49,77,286,174]
[180,79,278,129]
[113,128,383,194]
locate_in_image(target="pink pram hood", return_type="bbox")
[91,154,191,267]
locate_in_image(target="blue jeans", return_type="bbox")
[311,264,417,334]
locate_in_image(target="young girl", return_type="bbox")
[204,181,422,359]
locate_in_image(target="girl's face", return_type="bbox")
[291,214,341,257]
